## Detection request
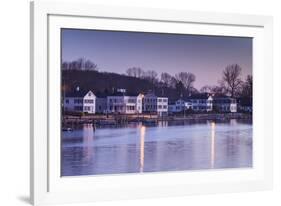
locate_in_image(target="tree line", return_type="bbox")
[125,64,252,98]
[62,58,252,98]
[62,58,98,71]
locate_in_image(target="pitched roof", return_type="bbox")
[144,91,157,97]
[64,89,90,97]
[109,91,140,97]
[94,92,108,98]
[213,94,230,98]
[187,93,210,100]
[175,98,191,102]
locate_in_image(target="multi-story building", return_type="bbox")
[63,88,240,115]
[63,88,168,116]
[156,97,168,116]
[188,93,213,112]
[63,88,96,114]
[107,91,143,114]
[213,95,237,113]
[142,92,168,116]
[168,98,192,113]
[142,92,157,113]
[95,96,107,114]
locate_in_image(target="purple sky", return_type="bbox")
[62,29,252,90]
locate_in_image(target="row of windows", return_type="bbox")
[192,106,212,110]
[84,99,94,104]
[176,101,185,105]
[109,99,123,103]
[65,99,94,104]
[74,106,93,111]
[217,106,237,111]
[108,105,141,111]
[74,106,83,111]
[127,99,136,103]
[109,106,124,111]
[158,105,167,109]
[108,98,137,103]
[74,99,83,104]
[157,98,168,102]
[84,106,92,111]
[213,99,236,104]
[144,98,157,103]
[67,98,168,105]
[145,105,157,110]
[190,99,209,104]
[126,106,135,111]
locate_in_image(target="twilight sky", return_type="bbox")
[62,29,252,90]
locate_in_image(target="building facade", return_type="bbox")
[188,94,213,112]
[156,97,168,116]
[107,93,143,114]
[142,93,157,113]
[63,89,242,115]
[95,97,107,114]
[213,96,237,113]
[63,90,96,114]
[142,93,168,116]
[168,99,192,113]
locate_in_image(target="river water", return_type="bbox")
[61,119,252,176]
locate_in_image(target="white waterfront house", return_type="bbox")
[63,89,96,114]
[188,93,213,112]
[213,95,237,113]
[156,97,168,116]
[95,96,107,114]
[142,92,157,113]
[64,88,169,115]
[142,92,168,116]
[107,90,143,114]
[168,98,192,113]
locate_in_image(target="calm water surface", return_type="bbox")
[62,119,252,176]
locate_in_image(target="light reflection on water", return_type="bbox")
[62,119,252,176]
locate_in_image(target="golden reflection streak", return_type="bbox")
[211,122,216,168]
[83,124,94,161]
[140,125,146,173]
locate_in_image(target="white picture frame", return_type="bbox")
[30,0,273,205]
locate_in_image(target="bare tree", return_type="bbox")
[84,60,98,71]
[62,61,69,70]
[200,85,212,93]
[76,58,84,70]
[62,58,98,71]
[211,85,226,95]
[240,75,253,97]
[160,72,173,87]
[141,70,158,84]
[69,60,79,70]
[222,64,243,97]
[175,72,196,93]
[175,81,185,97]
[126,67,144,78]
[200,84,227,95]
[170,76,177,88]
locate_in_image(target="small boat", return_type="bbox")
[62,127,73,132]
[142,119,157,125]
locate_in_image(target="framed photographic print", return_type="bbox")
[30,1,273,205]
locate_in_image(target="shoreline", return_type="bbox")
[62,113,252,127]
